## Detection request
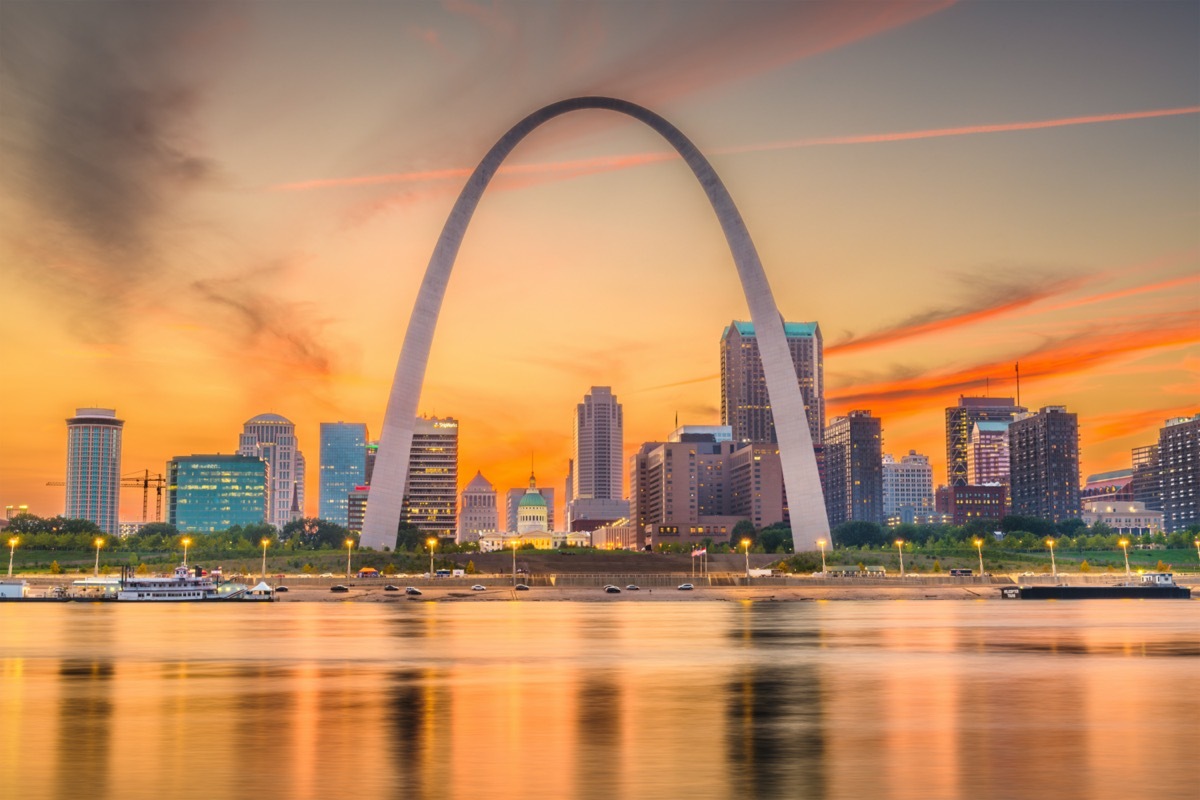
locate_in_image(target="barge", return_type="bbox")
[1002,572,1192,600]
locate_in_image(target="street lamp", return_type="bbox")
[511,537,519,586]
[427,537,437,577]
[8,536,18,578]
[817,538,827,575]
[973,537,984,577]
[895,539,905,578]
[93,537,104,577]
[181,536,191,567]
[1194,539,1199,566]
[1046,538,1057,579]
[741,538,751,579]
[346,538,355,578]
[260,537,270,578]
[1119,538,1131,580]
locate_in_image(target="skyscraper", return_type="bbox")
[720,321,824,446]
[882,450,934,524]
[1009,406,1081,522]
[1158,413,1198,533]
[945,397,1024,486]
[167,454,268,532]
[65,407,123,535]
[568,387,629,528]
[403,416,458,538]
[823,411,883,527]
[318,422,368,526]
[239,413,304,530]
[457,470,498,543]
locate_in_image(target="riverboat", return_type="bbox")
[117,564,245,602]
[1002,572,1192,600]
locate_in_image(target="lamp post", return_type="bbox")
[895,539,905,578]
[741,538,751,579]
[817,538,826,575]
[973,537,984,577]
[93,537,104,577]
[1046,538,1057,578]
[1194,538,1199,566]
[346,538,355,578]
[1119,538,1131,580]
[181,536,191,568]
[8,536,18,577]
[427,537,437,578]
[511,537,518,586]
[260,538,270,578]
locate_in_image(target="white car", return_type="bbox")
[471,584,486,591]
[319,573,334,578]
[677,583,694,591]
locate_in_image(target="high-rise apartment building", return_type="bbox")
[823,411,883,527]
[1009,406,1080,522]
[966,421,1011,486]
[1131,444,1162,511]
[403,416,459,538]
[318,422,368,526]
[457,471,498,543]
[568,387,626,528]
[65,407,124,536]
[945,397,1024,486]
[506,487,555,532]
[167,455,268,532]
[1158,414,1198,532]
[572,386,623,500]
[721,321,823,446]
[882,450,934,524]
[347,486,370,533]
[239,413,305,530]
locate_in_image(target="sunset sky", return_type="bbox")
[1,0,1196,524]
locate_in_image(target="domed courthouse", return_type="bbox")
[477,471,589,552]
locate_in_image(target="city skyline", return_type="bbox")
[2,1,1197,521]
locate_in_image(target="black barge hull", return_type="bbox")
[1009,585,1191,600]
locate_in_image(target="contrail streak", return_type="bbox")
[274,105,1200,192]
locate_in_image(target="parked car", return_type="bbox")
[274,585,289,593]
[330,585,349,593]
[471,584,486,591]
[515,584,530,591]
[405,587,422,596]
[677,583,694,591]
[384,584,400,592]
[605,585,622,594]
[626,585,640,591]
[319,573,334,578]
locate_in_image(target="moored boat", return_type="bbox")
[1003,572,1192,600]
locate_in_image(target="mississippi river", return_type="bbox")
[2,600,1196,800]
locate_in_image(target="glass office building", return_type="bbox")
[168,455,268,532]
[319,422,368,526]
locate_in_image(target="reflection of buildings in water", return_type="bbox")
[389,668,437,799]
[574,675,623,795]
[724,604,826,797]
[56,660,114,798]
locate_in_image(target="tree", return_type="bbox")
[1000,515,1055,537]
[49,560,63,574]
[465,560,477,574]
[729,520,756,548]
[758,527,792,554]
[833,521,887,548]
[282,518,351,550]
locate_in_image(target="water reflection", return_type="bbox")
[1,601,1197,800]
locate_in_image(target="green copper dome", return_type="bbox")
[518,490,547,508]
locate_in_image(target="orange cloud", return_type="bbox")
[1085,405,1199,442]
[827,313,1200,416]
[827,275,1090,356]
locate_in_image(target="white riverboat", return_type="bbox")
[117,564,245,602]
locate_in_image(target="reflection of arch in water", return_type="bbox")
[361,97,829,553]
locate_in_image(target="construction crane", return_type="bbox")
[46,469,167,522]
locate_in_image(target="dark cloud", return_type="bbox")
[1,3,224,280]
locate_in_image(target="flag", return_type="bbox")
[691,548,707,557]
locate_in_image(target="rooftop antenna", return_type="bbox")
[1015,362,1021,407]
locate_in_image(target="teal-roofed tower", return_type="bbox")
[721,320,824,446]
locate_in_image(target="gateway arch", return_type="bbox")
[361,96,830,553]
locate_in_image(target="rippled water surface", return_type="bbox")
[2,600,1197,799]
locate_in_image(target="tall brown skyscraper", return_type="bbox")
[721,321,823,446]
[945,396,1024,486]
[1009,406,1080,522]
